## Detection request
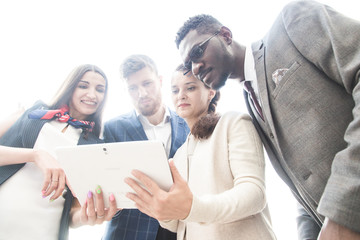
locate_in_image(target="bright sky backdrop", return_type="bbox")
[0,0,358,239]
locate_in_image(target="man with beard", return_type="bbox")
[174,1,360,240]
[102,54,189,240]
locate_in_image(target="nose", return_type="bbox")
[191,62,204,78]
[178,89,186,100]
[138,86,147,98]
[86,87,97,99]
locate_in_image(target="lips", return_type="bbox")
[139,98,152,105]
[178,103,190,108]
[81,100,97,106]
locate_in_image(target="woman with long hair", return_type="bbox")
[0,64,117,239]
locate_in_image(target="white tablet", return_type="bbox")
[55,140,173,208]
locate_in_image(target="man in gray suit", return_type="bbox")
[102,54,189,240]
[174,0,360,239]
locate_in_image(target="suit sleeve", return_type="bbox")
[296,202,321,240]
[284,0,360,231]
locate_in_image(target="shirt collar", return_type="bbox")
[137,105,171,127]
[244,45,257,82]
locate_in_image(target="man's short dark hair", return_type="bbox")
[175,14,223,49]
[120,54,158,79]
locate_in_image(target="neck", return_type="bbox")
[229,42,246,83]
[146,105,165,125]
[186,112,207,131]
[186,119,196,131]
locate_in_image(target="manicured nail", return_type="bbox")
[49,199,54,203]
[96,185,102,194]
[87,191,93,199]
[109,193,115,202]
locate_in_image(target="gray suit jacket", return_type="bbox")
[248,0,360,236]
[0,101,102,240]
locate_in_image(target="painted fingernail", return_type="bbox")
[96,185,102,194]
[109,193,115,202]
[87,191,93,199]
[49,199,54,203]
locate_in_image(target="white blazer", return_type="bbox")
[160,112,276,240]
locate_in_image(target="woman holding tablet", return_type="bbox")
[0,64,117,239]
[125,65,276,239]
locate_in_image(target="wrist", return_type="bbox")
[30,149,41,163]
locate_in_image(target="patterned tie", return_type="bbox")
[244,81,264,121]
[28,105,95,132]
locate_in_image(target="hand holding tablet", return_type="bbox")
[55,140,173,208]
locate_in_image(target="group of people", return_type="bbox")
[0,0,359,239]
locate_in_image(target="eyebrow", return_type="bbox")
[79,80,106,88]
[185,42,201,61]
[171,81,198,88]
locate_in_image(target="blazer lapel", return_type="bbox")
[251,41,298,193]
[252,40,279,143]
[169,109,189,158]
[77,132,103,145]
[124,111,148,141]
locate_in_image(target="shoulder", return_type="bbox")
[281,0,327,22]
[18,100,48,122]
[168,107,189,129]
[168,108,184,121]
[30,100,49,110]
[218,111,252,124]
[216,111,257,137]
[282,0,323,12]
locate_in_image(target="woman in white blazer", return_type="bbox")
[125,65,276,240]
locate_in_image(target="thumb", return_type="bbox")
[169,159,182,183]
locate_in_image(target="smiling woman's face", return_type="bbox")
[69,71,106,120]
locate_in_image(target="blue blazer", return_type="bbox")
[0,101,102,240]
[102,109,189,240]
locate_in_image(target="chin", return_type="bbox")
[139,107,156,117]
[79,110,96,118]
[212,75,228,90]
[177,110,190,119]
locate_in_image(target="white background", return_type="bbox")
[0,0,358,239]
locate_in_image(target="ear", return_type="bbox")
[219,26,233,45]
[209,89,216,101]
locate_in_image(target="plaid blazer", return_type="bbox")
[102,109,189,240]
